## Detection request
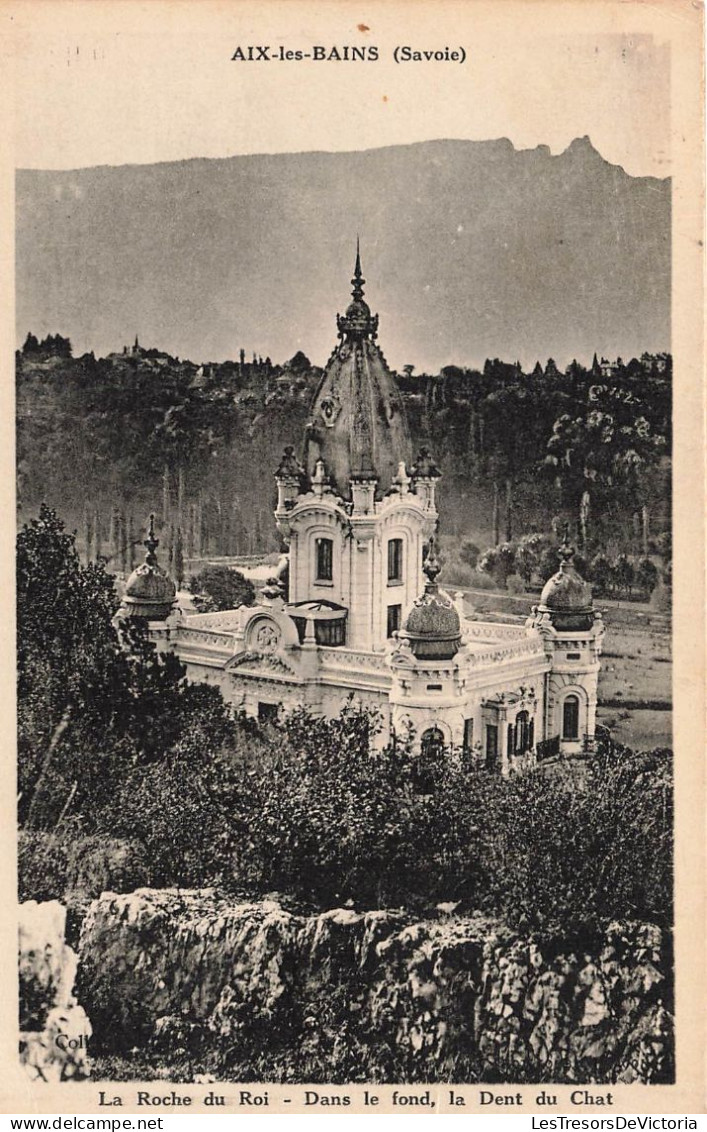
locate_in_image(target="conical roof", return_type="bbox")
[304,242,411,495]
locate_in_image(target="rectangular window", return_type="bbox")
[485,724,498,770]
[387,604,402,638]
[258,702,279,725]
[315,537,333,582]
[463,717,474,755]
[387,538,403,583]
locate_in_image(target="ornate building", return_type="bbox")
[132,247,604,772]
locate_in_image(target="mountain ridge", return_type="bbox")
[16,137,670,371]
[17,135,666,181]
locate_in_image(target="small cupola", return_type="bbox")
[537,534,594,631]
[398,538,461,660]
[121,514,176,621]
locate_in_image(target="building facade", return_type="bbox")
[126,248,604,773]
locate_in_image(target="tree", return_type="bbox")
[539,544,560,582]
[17,506,233,831]
[636,557,659,596]
[17,505,127,827]
[459,541,480,569]
[514,533,553,585]
[189,565,256,612]
[286,351,311,373]
[174,527,185,588]
[589,552,612,595]
[612,553,635,598]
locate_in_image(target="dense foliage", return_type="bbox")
[17,512,672,936]
[101,704,672,935]
[188,564,256,612]
[17,344,671,563]
[17,506,236,833]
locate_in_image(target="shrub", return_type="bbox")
[459,541,480,569]
[442,562,476,587]
[67,837,149,901]
[539,545,561,580]
[573,552,588,578]
[651,582,671,613]
[188,566,255,613]
[515,533,554,584]
[590,553,612,594]
[636,557,659,596]
[471,568,496,591]
[478,543,516,587]
[18,830,70,903]
[101,704,671,933]
[506,573,524,595]
[495,542,517,586]
[21,702,672,937]
[613,554,636,597]
[477,546,498,579]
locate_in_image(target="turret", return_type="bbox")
[120,514,176,621]
[398,538,461,660]
[527,531,605,754]
[273,242,438,652]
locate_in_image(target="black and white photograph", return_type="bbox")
[5,0,704,1115]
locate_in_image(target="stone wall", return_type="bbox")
[19,900,92,1082]
[75,890,673,1084]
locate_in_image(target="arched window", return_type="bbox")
[562,694,580,740]
[416,726,446,793]
[514,710,530,754]
[315,537,333,582]
[387,538,403,583]
[421,726,445,758]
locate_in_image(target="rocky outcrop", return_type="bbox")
[76,890,673,1084]
[19,900,92,1081]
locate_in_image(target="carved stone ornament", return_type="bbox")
[320,394,342,428]
[254,622,281,653]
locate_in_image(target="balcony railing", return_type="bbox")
[536,735,560,761]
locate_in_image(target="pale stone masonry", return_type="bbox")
[127,246,604,771]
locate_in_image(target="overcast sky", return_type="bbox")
[9,1,670,177]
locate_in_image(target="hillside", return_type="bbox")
[16,340,671,571]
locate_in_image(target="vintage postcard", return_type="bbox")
[1,0,704,1117]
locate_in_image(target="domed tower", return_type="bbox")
[387,538,469,752]
[527,534,605,754]
[398,540,461,661]
[274,243,439,653]
[120,514,176,621]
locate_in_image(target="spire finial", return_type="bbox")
[351,236,365,300]
[144,513,159,565]
[423,536,441,587]
[558,522,575,568]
